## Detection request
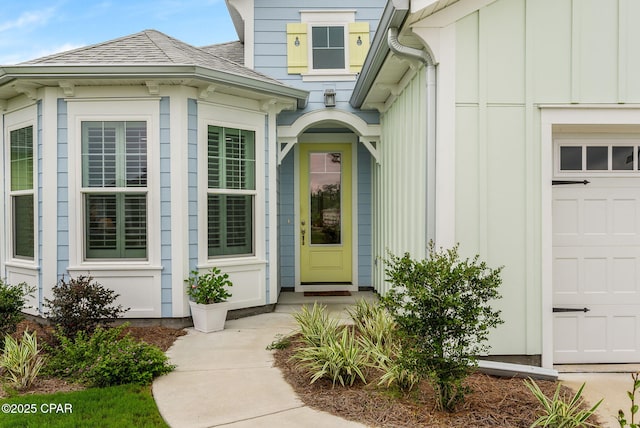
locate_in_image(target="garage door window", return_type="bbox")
[558,143,640,172]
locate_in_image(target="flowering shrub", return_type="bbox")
[43,324,174,387]
[44,275,129,338]
[185,268,232,304]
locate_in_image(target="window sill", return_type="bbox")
[199,257,267,270]
[302,73,357,82]
[68,263,163,272]
[5,261,39,271]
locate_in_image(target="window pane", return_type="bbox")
[124,194,147,257]
[328,26,344,48]
[208,126,255,190]
[13,195,34,259]
[586,146,608,170]
[10,126,33,191]
[560,146,582,170]
[612,146,634,170]
[310,153,342,245]
[312,26,328,48]
[86,194,118,255]
[83,122,117,187]
[208,195,253,257]
[125,122,147,187]
[208,126,222,188]
[313,49,345,69]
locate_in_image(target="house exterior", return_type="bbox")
[0,30,308,321]
[3,0,640,368]
[352,0,640,368]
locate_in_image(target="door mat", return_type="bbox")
[304,291,352,297]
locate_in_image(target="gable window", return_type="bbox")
[207,125,255,257]
[286,11,369,78]
[10,126,34,259]
[82,121,147,259]
[311,26,345,70]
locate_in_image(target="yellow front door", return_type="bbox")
[299,143,352,283]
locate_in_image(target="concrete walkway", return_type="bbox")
[153,292,375,428]
[558,364,640,428]
[154,291,639,427]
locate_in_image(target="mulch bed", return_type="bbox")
[273,335,602,428]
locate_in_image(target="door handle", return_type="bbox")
[552,307,590,313]
[301,220,306,246]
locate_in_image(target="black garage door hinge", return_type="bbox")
[552,180,590,186]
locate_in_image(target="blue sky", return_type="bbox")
[0,0,238,64]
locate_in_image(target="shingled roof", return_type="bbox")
[1,29,307,107]
[200,41,245,65]
[22,29,277,85]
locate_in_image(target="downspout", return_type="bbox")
[387,27,437,245]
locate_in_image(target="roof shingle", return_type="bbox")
[23,30,280,86]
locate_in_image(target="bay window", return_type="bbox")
[207,125,255,257]
[82,121,147,259]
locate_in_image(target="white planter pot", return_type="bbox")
[188,301,229,333]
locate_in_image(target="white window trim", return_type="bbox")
[4,106,37,266]
[197,105,266,267]
[300,10,356,80]
[66,99,160,270]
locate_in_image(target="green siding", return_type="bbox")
[453,0,640,355]
[372,70,427,296]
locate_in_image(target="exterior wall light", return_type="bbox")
[324,89,336,107]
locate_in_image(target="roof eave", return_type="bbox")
[0,64,308,108]
[350,1,410,109]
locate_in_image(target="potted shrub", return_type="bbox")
[186,267,233,333]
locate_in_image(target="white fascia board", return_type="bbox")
[411,0,498,28]
[0,65,309,108]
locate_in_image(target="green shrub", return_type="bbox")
[526,378,602,428]
[186,267,232,304]
[381,243,503,412]
[1,331,46,391]
[44,324,174,387]
[0,280,35,337]
[293,303,340,347]
[44,275,128,338]
[618,372,640,428]
[294,327,369,387]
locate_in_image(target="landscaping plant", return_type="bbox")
[44,324,174,387]
[381,243,503,412]
[44,275,129,338]
[0,280,35,337]
[294,326,369,387]
[526,378,602,427]
[0,331,46,391]
[618,372,640,428]
[186,267,232,304]
[293,303,340,347]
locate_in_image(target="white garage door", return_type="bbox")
[553,140,640,364]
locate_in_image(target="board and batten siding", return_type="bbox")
[453,0,640,356]
[372,70,427,296]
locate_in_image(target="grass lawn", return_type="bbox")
[0,384,168,428]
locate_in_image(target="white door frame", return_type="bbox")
[540,105,640,368]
